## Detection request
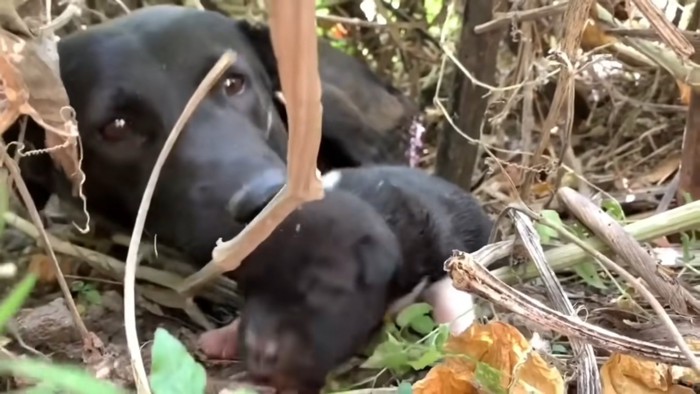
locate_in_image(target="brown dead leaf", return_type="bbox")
[677,80,691,106]
[630,154,680,188]
[531,181,554,199]
[413,322,564,394]
[581,20,618,52]
[27,253,73,284]
[0,26,82,195]
[601,353,695,394]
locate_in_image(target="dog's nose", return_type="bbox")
[227,170,286,223]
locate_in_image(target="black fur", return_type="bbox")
[3,5,417,266]
[323,165,494,298]
[233,190,402,393]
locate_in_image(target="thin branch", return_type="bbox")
[122,50,236,394]
[0,143,94,354]
[474,1,569,34]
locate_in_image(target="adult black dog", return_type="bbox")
[199,190,402,393]
[321,165,494,335]
[4,5,417,266]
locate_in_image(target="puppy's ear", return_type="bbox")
[354,233,401,287]
[2,117,56,209]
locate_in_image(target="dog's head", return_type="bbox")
[7,6,296,262]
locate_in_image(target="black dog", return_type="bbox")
[321,165,494,334]
[198,190,402,393]
[4,5,417,267]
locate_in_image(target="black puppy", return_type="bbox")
[321,165,494,335]
[4,5,416,267]
[199,190,402,393]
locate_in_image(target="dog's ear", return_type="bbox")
[235,20,288,125]
[236,20,281,90]
[2,117,56,209]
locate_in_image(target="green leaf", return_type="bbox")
[535,210,562,244]
[428,324,451,351]
[573,261,608,290]
[361,339,407,370]
[397,381,413,394]
[409,315,437,336]
[150,327,207,394]
[0,273,37,332]
[396,303,433,329]
[406,347,443,370]
[0,358,126,394]
[551,344,568,354]
[602,199,625,222]
[474,362,507,394]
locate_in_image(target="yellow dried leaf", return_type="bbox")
[677,80,691,106]
[581,20,618,52]
[413,322,564,394]
[601,353,695,394]
[412,358,477,394]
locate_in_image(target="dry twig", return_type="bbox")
[3,210,240,312]
[508,210,601,394]
[121,51,236,394]
[0,143,101,361]
[628,0,693,59]
[520,0,595,201]
[474,1,569,34]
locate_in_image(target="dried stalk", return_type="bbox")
[558,187,700,315]
[519,0,594,201]
[3,211,239,305]
[493,196,700,284]
[474,1,569,34]
[508,210,601,394]
[122,51,236,394]
[446,251,700,368]
[0,143,97,359]
[629,0,693,59]
[178,0,324,294]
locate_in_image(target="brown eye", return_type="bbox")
[223,75,245,96]
[100,118,132,142]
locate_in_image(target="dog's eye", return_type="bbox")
[223,75,245,96]
[100,118,132,142]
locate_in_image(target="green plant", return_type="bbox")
[362,303,449,376]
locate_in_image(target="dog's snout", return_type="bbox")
[227,169,286,223]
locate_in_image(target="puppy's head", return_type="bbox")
[235,191,401,392]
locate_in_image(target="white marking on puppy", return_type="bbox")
[421,276,475,335]
[321,170,342,190]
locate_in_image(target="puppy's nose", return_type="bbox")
[227,169,286,223]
